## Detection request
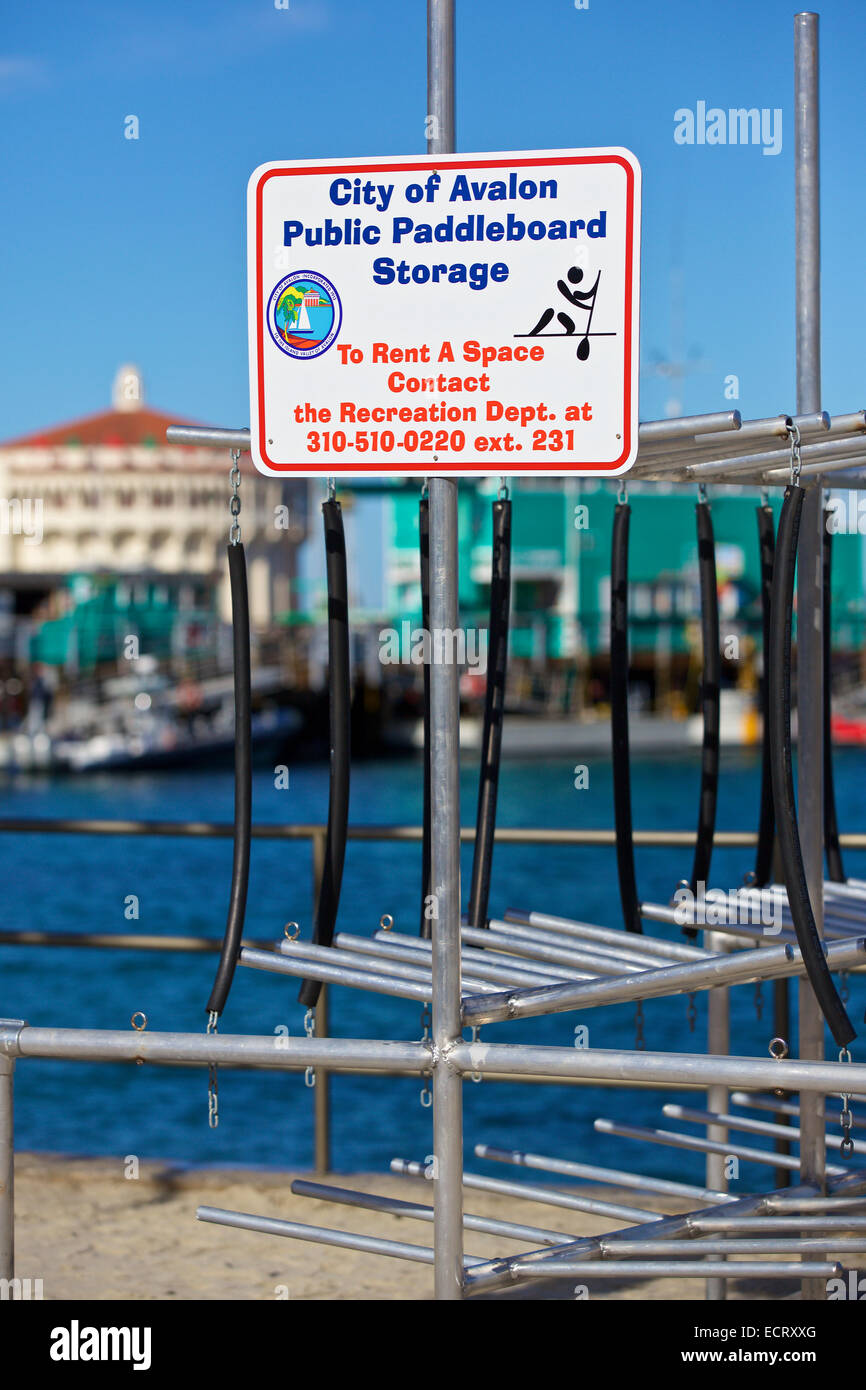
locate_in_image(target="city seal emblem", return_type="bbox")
[267,271,342,359]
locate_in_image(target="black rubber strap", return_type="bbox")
[768,485,855,1048]
[419,497,433,939]
[206,542,252,1017]
[689,499,721,895]
[754,504,776,887]
[610,501,642,933]
[467,498,512,929]
[298,499,351,1007]
[823,511,845,883]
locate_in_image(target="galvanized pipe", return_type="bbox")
[664,1102,866,1156]
[290,1179,568,1245]
[593,1116,846,1176]
[197,1205,483,1267]
[730,1090,866,1121]
[240,945,438,1002]
[505,1258,841,1281]
[428,468,463,1300]
[447,1041,866,1095]
[0,1054,13,1281]
[693,1216,866,1232]
[6,1025,428,1073]
[794,11,828,1303]
[273,938,498,993]
[503,909,707,962]
[390,1159,659,1224]
[704,929,731,1300]
[474,1143,730,1204]
[367,932,570,987]
[461,923,642,976]
[486,920,679,972]
[460,937,866,1026]
[595,1237,866,1255]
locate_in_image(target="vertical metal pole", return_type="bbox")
[429,477,463,1300]
[427,0,463,1302]
[427,0,455,156]
[313,829,331,1175]
[704,930,729,1301]
[794,9,826,1302]
[772,979,792,1188]
[0,1055,13,1280]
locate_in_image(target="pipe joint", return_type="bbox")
[0,1020,26,1059]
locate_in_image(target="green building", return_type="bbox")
[386,480,865,711]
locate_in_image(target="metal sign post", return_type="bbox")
[794,8,827,1302]
[427,0,463,1303]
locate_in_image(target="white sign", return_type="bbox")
[247,148,640,477]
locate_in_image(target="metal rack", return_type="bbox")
[1,6,864,1303]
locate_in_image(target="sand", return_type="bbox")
[12,1152,809,1301]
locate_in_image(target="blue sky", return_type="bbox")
[3,0,865,436]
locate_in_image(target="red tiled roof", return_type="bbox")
[1,406,260,474]
[3,406,205,449]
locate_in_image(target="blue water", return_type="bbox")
[3,748,864,1189]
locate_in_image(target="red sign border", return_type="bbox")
[252,152,637,475]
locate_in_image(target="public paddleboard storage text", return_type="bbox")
[247,149,640,476]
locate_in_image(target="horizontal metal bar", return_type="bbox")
[4,1024,428,1073]
[663,1102,866,1155]
[460,936,866,1026]
[390,1159,659,1224]
[166,426,252,448]
[273,938,498,993]
[447,1041,866,1095]
[0,930,276,953]
[766,1193,866,1212]
[504,1258,841,1280]
[365,932,568,987]
[637,411,742,442]
[503,910,707,962]
[692,1216,866,1232]
[484,920,678,972]
[8,817,862,848]
[596,1237,866,1255]
[196,1205,483,1267]
[474,1143,730,1204]
[290,1179,567,1245]
[730,1090,866,1121]
[460,924,631,977]
[593,1117,846,1175]
[240,945,436,1002]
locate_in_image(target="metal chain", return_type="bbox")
[786,420,802,486]
[686,992,698,1032]
[498,477,510,500]
[617,479,628,506]
[206,1009,219,1129]
[229,449,242,545]
[634,999,645,1051]
[839,1047,855,1159]
[420,1003,432,1107]
[304,1007,316,1089]
[697,483,708,505]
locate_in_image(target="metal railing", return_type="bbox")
[1,814,865,1177]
